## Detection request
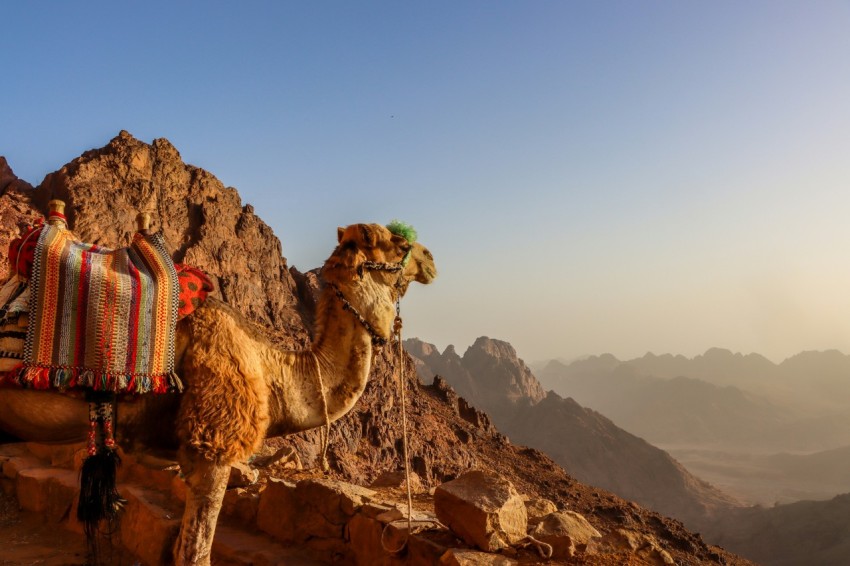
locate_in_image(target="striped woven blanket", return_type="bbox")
[16,224,182,394]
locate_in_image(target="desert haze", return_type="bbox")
[536,348,850,506]
[410,337,850,565]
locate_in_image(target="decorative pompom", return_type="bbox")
[386,220,417,243]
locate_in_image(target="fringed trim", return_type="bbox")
[13,366,184,394]
[0,364,24,387]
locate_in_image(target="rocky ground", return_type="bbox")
[0,488,90,565]
[0,434,752,566]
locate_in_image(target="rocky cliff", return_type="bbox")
[0,132,750,565]
[406,337,740,527]
[407,337,545,415]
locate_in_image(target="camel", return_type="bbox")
[0,221,437,565]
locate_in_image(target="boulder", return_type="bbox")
[528,511,601,559]
[523,497,557,526]
[256,478,298,542]
[257,477,376,543]
[227,461,258,488]
[434,470,527,552]
[587,528,675,565]
[221,487,259,525]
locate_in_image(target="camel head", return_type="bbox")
[324,222,436,289]
[321,222,436,343]
[323,223,411,284]
[396,242,437,296]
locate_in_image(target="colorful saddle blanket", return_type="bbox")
[15,223,183,394]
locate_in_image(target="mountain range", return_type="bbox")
[405,337,740,527]
[537,349,850,505]
[408,336,850,565]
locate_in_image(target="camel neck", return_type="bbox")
[264,279,393,436]
[309,284,382,419]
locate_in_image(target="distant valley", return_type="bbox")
[536,348,850,505]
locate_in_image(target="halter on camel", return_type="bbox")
[323,220,428,555]
[313,222,416,470]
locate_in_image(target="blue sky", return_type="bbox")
[3,2,850,363]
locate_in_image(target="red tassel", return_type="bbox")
[17,367,51,389]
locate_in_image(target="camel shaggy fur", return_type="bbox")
[0,222,437,565]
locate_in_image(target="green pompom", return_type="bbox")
[386,220,417,243]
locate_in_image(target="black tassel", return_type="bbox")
[78,393,125,563]
[78,448,123,534]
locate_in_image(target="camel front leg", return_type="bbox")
[173,450,230,566]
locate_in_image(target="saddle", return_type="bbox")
[0,202,213,395]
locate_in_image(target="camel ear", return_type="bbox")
[391,233,411,252]
[337,227,345,243]
[359,225,378,248]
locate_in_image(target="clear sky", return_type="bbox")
[2,2,849,364]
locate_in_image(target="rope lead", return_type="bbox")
[312,352,331,472]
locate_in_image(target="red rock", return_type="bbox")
[45,468,78,522]
[370,470,423,490]
[434,470,527,552]
[256,478,298,542]
[528,510,601,559]
[228,461,259,488]
[15,467,53,512]
[524,497,557,526]
[118,486,181,566]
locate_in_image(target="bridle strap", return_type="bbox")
[327,254,410,345]
[361,260,404,273]
[326,282,389,346]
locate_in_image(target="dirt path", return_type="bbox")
[0,490,139,566]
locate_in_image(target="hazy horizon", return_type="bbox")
[408,336,849,367]
[4,2,850,364]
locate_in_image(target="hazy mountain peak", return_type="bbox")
[700,347,736,359]
[465,336,520,362]
[783,348,848,363]
[403,338,439,358]
[443,344,461,360]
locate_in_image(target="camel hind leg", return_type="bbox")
[173,449,230,566]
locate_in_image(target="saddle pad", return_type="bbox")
[16,224,182,394]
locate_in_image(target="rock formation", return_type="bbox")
[407,337,545,414]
